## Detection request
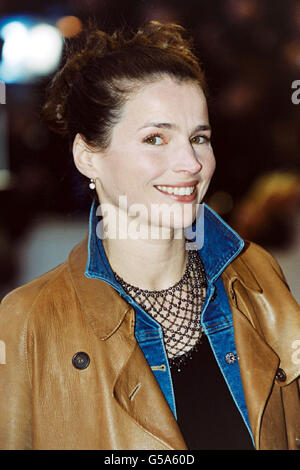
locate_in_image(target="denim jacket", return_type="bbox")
[85,200,254,445]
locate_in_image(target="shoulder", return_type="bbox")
[240,240,283,270]
[0,259,72,331]
[228,240,289,288]
[0,261,73,382]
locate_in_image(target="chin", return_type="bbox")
[153,204,198,232]
[169,219,196,232]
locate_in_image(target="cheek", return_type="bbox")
[131,150,165,183]
[100,152,132,187]
[205,152,216,179]
[100,150,161,203]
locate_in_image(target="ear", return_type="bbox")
[72,133,99,179]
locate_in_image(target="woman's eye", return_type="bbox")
[191,135,210,144]
[143,134,164,145]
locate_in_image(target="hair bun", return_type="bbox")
[42,19,116,135]
[42,18,205,150]
[133,21,197,61]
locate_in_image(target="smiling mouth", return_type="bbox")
[154,183,198,201]
[155,184,196,196]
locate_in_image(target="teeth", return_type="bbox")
[156,185,195,196]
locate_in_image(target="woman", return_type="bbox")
[0,20,299,451]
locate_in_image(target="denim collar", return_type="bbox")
[85,199,244,287]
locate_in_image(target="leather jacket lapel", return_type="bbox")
[222,254,300,449]
[113,341,187,450]
[68,236,132,340]
[230,304,279,448]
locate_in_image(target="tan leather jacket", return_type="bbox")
[0,237,299,450]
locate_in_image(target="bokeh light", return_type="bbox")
[26,24,63,75]
[0,19,63,82]
[225,0,261,22]
[56,16,82,38]
[208,191,234,215]
[283,40,300,68]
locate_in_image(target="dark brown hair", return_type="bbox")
[42,19,207,153]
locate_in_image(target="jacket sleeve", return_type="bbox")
[0,290,33,450]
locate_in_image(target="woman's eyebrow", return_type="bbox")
[137,122,211,133]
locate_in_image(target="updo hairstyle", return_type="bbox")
[42,18,207,154]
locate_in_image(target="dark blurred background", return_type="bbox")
[0,0,299,301]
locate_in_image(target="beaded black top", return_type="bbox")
[113,248,207,363]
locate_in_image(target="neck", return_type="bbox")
[103,235,188,291]
[95,191,191,291]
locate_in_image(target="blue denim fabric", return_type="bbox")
[84,200,254,444]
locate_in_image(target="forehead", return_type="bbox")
[120,77,209,129]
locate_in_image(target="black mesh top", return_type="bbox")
[171,334,254,450]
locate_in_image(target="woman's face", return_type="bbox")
[90,75,216,230]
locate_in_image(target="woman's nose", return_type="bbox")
[171,146,202,175]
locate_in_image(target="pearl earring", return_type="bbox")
[89,178,96,190]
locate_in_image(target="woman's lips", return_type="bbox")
[154,184,198,202]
